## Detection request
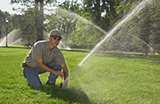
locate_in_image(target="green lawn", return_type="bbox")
[0,46,160,104]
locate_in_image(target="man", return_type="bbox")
[22,29,68,88]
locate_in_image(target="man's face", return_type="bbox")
[50,37,61,47]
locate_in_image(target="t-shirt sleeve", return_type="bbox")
[32,42,42,60]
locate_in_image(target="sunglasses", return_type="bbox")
[52,37,61,41]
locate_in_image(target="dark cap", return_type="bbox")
[50,29,62,39]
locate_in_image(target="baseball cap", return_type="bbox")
[50,29,62,39]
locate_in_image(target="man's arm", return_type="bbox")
[61,64,68,88]
[36,59,64,78]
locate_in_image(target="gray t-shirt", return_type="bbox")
[24,40,65,68]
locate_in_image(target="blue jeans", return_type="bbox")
[23,61,62,87]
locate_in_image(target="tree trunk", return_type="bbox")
[95,0,101,24]
[141,6,150,55]
[35,0,44,41]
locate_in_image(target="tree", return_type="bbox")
[44,7,78,48]
[82,0,119,30]
[11,0,57,41]
[114,0,160,54]
[19,8,36,46]
[59,0,81,14]
[149,0,160,53]
[0,11,10,38]
[116,0,141,18]
[140,6,150,55]
[68,20,104,49]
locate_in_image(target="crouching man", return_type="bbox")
[22,29,68,88]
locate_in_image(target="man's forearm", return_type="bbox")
[37,60,58,75]
[37,60,64,78]
[62,64,68,81]
[64,71,68,81]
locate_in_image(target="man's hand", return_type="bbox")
[56,71,64,78]
[62,82,68,88]
[36,59,64,78]
[60,64,68,88]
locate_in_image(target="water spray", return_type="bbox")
[62,0,152,87]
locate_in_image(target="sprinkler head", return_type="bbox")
[60,83,63,88]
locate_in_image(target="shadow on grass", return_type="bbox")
[30,85,91,104]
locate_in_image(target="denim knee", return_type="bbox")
[23,67,43,87]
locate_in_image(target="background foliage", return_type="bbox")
[0,0,160,52]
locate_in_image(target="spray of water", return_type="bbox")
[0,29,24,46]
[0,29,71,49]
[63,0,152,86]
